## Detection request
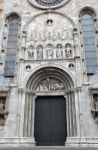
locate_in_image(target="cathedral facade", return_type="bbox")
[0,0,98,147]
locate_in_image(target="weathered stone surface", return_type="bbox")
[0,0,98,148]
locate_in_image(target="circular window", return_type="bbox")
[27,0,70,9]
[35,0,63,6]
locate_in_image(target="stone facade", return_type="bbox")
[0,0,98,147]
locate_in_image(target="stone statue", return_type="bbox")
[0,100,4,114]
[65,43,72,58]
[46,44,53,59]
[37,45,43,59]
[28,45,34,59]
[94,96,98,111]
[56,44,62,58]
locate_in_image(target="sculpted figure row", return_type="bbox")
[27,43,73,60]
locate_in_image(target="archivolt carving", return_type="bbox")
[26,67,74,91]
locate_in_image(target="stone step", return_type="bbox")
[0,147,98,150]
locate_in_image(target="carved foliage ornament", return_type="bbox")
[27,0,70,9]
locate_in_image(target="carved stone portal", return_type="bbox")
[36,77,65,91]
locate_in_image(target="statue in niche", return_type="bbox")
[0,99,6,126]
[28,45,34,59]
[46,44,53,59]
[0,99,5,114]
[65,43,72,58]
[61,31,65,40]
[94,96,98,111]
[53,31,56,41]
[56,44,63,58]
[57,32,61,40]
[37,45,43,59]
[47,32,52,41]
[39,33,42,41]
[43,32,46,41]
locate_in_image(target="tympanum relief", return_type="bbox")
[36,78,65,92]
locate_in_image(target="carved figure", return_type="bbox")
[65,43,72,58]
[47,32,52,40]
[0,100,5,113]
[37,45,43,59]
[59,83,64,90]
[28,45,34,59]
[94,97,98,111]
[46,44,53,59]
[53,31,56,41]
[56,44,62,58]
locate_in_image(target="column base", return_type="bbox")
[0,137,36,147]
[66,137,98,147]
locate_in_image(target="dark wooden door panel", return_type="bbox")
[34,96,67,146]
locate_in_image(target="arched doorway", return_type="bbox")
[23,67,76,145]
